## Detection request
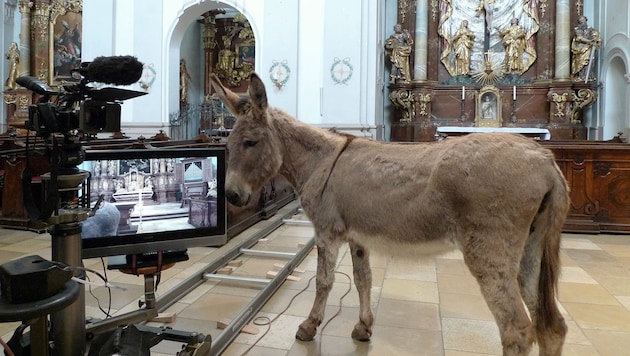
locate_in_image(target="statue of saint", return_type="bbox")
[4,42,20,90]
[385,24,414,83]
[571,16,601,82]
[496,18,527,74]
[180,59,192,105]
[452,20,475,76]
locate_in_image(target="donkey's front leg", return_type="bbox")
[349,241,373,341]
[296,238,341,341]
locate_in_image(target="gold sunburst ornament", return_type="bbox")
[473,51,504,86]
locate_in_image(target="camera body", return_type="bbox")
[25,81,137,138]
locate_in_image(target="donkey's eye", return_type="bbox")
[244,140,258,148]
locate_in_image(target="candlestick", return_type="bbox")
[511,95,517,123]
[462,86,465,100]
[512,86,516,101]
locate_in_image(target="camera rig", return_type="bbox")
[6,57,152,355]
[16,59,147,224]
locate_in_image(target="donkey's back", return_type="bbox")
[316,133,567,254]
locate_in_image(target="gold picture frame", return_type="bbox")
[49,0,83,85]
[475,85,502,127]
[235,43,255,68]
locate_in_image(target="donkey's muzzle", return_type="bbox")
[225,171,251,207]
[226,188,250,207]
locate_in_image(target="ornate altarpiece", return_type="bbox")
[389,0,598,142]
[3,0,82,130]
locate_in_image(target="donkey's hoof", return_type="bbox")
[351,323,372,341]
[296,321,317,341]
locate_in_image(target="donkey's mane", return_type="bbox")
[269,107,345,153]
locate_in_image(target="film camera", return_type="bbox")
[16,55,147,220]
[18,55,146,143]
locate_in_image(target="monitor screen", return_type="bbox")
[79,146,227,258]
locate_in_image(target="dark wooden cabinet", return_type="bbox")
[542,140,630,234]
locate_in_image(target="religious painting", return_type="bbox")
[236,44,255,67]
[438,0,539,78]
[50,1,83,84]
[475,85,502,127]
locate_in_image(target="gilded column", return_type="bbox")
[555,0,571,80]
[31,1,51,81]
[413,0,428,81]
[199,10,224,98]
[18,1,33,77]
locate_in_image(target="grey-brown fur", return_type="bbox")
[211,73,570,356]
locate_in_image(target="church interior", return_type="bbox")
[1,0,630,355]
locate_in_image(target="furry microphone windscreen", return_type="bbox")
[85,55,144,85]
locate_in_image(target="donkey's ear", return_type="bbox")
[248,73,268,114]
[210,74,247,116]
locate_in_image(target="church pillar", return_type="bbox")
[31,1,51,80]
[554,0,571,80]
[18,1,33,77]
[413,0,428,81]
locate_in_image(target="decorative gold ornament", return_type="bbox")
[539,0,548,18]
[3,93,17,105]
[571,89,597,124]
[551,92,568,117]
[399,0,409,24]
[417,93,431,116]
[389,89,415,123]
[431,0,438,22]
[213,14,255,87]
[472,51,504,86]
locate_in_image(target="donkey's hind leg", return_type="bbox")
[464,246,536,356]
[296,237,342,341]
[349,241,373,341]
[518,234,566,356]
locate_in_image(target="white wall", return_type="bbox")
[593,0,630,139]
[79,0,382,139]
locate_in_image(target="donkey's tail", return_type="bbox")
[535,160,570,352]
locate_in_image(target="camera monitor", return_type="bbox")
[79,147,226,259]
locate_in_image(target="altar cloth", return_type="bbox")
[436,127,551,140]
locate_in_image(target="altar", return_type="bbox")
[436,127,551,141]
[386,0,600,142]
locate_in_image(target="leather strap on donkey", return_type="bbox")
[319,134,355,198]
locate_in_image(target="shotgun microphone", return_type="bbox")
[77,55,144,85]
[16,76,57,96]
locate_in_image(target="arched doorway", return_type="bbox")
[168,2,257,140]
[603,56,627,140]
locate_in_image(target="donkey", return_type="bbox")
[210,73,570,356]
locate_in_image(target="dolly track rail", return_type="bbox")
[85,201,313,355]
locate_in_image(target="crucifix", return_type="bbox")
[475,0,495,52]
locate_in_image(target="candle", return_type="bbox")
[462,86,465,100]
[513,86,516,100]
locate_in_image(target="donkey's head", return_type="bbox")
[210,73,282,207]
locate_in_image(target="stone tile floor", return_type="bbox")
[1,203,629,355]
